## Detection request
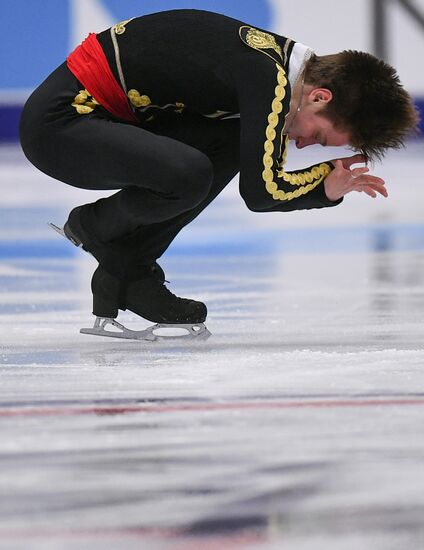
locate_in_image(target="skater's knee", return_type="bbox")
[165,149,213,210]
[171,149,213,206]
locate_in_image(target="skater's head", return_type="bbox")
[292,50,419,161]
[287,51,419,160]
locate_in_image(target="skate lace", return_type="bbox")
[150,277,191,304]
[131,262,192,304]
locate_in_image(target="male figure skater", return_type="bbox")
[20,10,418,339]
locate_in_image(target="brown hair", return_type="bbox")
[304,51,420,161]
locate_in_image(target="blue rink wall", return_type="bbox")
[0,0,271,141]
[1,0,423,142]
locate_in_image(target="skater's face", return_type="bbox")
[286,87,351,149]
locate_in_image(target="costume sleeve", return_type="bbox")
[235,51,342,212]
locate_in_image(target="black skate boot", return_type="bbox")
[124,267,207,324]
[49,206,101,259]
[63,206,87,249]
[80,265,210,341]
[64,205,105,259]
[89,264,167,318]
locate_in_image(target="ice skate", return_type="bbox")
[80,317,211,341]
[50,211,210,341]
[49,206,93,255]
[48,221,85,250]
[49,214,164,279]
[80,265,211,341]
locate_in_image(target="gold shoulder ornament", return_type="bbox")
[245,27,283,59]
[239,26,284,66]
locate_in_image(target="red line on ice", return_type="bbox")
[1,398,424,417]
[0,526,264,547]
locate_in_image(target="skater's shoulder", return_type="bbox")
[130,9,249,28]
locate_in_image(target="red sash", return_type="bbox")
[67,33,138,123]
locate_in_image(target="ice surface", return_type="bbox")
[0,143,424,549]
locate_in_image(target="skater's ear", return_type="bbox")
[308,88,332,104]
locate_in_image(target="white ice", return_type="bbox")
[0,142,424,550]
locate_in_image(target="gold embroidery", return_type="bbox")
[128,89,186,114]
[239,26,285,75]
[277,138,331,185]
[113,18,134,35]
[245,27,283,58]
[128,89,151,108]
[262,65,332,201]
[73,90,88,104]
[71,89,99,115]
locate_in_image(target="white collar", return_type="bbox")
[288,42,314,89]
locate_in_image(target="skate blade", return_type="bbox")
[48,222,83,249]
[80,317,211,341]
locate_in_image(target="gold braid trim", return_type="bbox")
[113,18,134,35]
[127,89,152,108]
[71,89,99,114]
[277,139,332,186]
[262,63,332,201]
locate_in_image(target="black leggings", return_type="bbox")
[20,63,240,277]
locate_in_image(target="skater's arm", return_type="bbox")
[235,53,340,212]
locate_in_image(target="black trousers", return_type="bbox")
[20,63,240,278]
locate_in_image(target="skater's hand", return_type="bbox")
[324,154,388,202]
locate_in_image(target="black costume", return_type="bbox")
[19,10,340,326]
